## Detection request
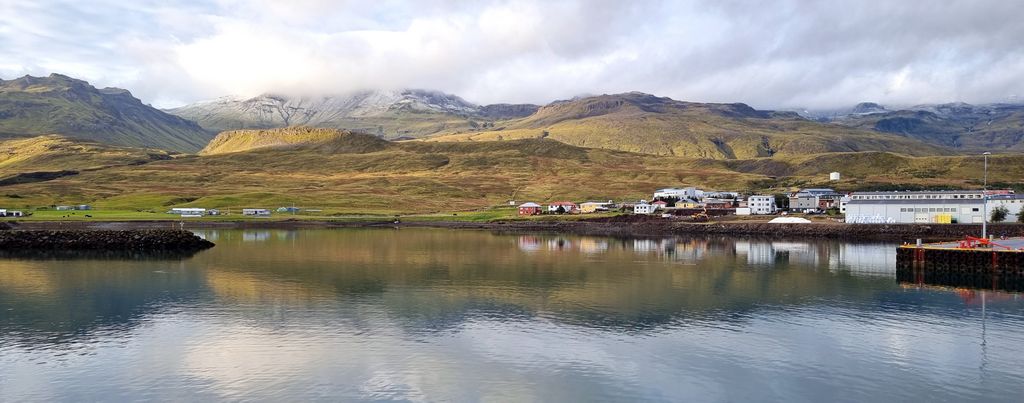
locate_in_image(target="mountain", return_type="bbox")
[426,92,949,159]
[200,127,390,155]
[165,91,540,139]
[821,102,1024,151]
[0,74,212,152]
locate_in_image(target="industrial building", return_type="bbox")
[844,190,1024,224]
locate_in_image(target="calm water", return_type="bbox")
[1,229,1023,402]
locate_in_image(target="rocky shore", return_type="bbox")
[0,229,215,251]
[4,217,1021,242]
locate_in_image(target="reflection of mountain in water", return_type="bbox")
[0,229,970,345]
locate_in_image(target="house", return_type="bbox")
[789,188,841,213]
[0,209,24,217]
[55,205,74,211]
[652,200,668,209]
[547,201,579,214]
[242,208,272,216]
[518,202,542,216]
[747,195,777,215]
[634,203,657,215]
[277,206,301,213]
[76,205,91,211]
[579,202,612,214]
[170,207,207,217]
[703,198,736,209]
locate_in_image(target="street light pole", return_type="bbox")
[982,152,991,239]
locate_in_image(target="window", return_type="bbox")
[972,208,980,212]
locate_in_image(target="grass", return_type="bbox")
[1,130,1022,217]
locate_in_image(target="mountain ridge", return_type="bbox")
[0,74,212,152]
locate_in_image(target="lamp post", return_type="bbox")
[982,152,991,239]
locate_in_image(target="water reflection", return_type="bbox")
[1,229,1023,401]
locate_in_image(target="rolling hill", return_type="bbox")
[0,74,213,152]
[0,129,1020,214]
[424,92,950,159]
[165,91,539,139]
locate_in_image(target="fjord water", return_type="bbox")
[1,229,1022,401]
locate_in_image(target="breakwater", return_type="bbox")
[0,229,214,251]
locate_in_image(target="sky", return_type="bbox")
[1,0,1022,109]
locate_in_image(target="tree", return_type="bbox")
[1018,209,1024,223]
[556,205,566,214]
[991,205,1008,223]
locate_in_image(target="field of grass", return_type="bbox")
[1,129,1022,217]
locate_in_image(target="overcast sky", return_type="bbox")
[1,0,1022,109]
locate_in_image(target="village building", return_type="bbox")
[547,201,579,214]
[746,195,777,215]
[242,208,272,216]
[0,209,24,217]
[789,188,842,213]
[844,190,1024,224]
[579,202,612,214]
[634,203,658,215]
[518,202,542,216]
[170,207,206,217]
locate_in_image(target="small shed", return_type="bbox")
[518,202,542,216]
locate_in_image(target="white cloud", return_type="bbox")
[1,0,1022,109]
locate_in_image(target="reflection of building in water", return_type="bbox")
[578,238,609,254]
[735,241,775,265]
[242,231,272,242]
[274,230,298,241]
[775,242,820,266]
[632,239,662,253]
[546,237,574,251]
[830,243,895,276]
[517,236,543,253]
[192,230,218,242]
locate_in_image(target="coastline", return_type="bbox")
[4,217,1021,241]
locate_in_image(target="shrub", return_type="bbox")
[991,205,1008,223]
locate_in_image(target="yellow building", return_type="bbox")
[580,202,611,214]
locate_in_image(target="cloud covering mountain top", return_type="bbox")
[1,0,1022,109]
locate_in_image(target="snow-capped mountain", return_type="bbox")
[165,90,537,138]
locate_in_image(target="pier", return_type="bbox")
[896,237,1024,292]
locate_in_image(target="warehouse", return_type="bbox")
[845,190,988,224]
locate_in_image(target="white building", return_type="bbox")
[747,195,777,215]
[242,208,271,216]
[170,207,206,217]
[653,187,704,201]
[829,172,841,181]
[0,209,24,217]
[845,190,996,224]
[634,203,658,215]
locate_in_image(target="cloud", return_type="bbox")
[0,0,1022,109]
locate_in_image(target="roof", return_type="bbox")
[518,202,541,208]
[847,199,983,205]
[652,200,668,204]
[851,190,984,196]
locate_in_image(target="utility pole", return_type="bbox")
[982,152,991,239]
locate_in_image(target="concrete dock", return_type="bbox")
[896,237,1024,292]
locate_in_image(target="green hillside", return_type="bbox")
[425,92,950,159]
[0,130,1020,215]
[0,74,213,152]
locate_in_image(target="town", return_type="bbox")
[6,171,1021,226]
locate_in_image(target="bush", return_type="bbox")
[991,205,1008,223]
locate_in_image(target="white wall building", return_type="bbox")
[634,203,658,215]
[747,195,777,215]
[653,187,704,201]
[242,208,271,216]
[844,190,1005,224]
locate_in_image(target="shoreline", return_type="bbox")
[4,218,1022,241]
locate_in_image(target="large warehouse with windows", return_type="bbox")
[844,190,1024,224]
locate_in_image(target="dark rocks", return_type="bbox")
[0,229,214,251]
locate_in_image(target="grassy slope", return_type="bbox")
[0,130,1021,215]
[424,93,948,159]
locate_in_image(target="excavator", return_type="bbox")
[691,205,710,222]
